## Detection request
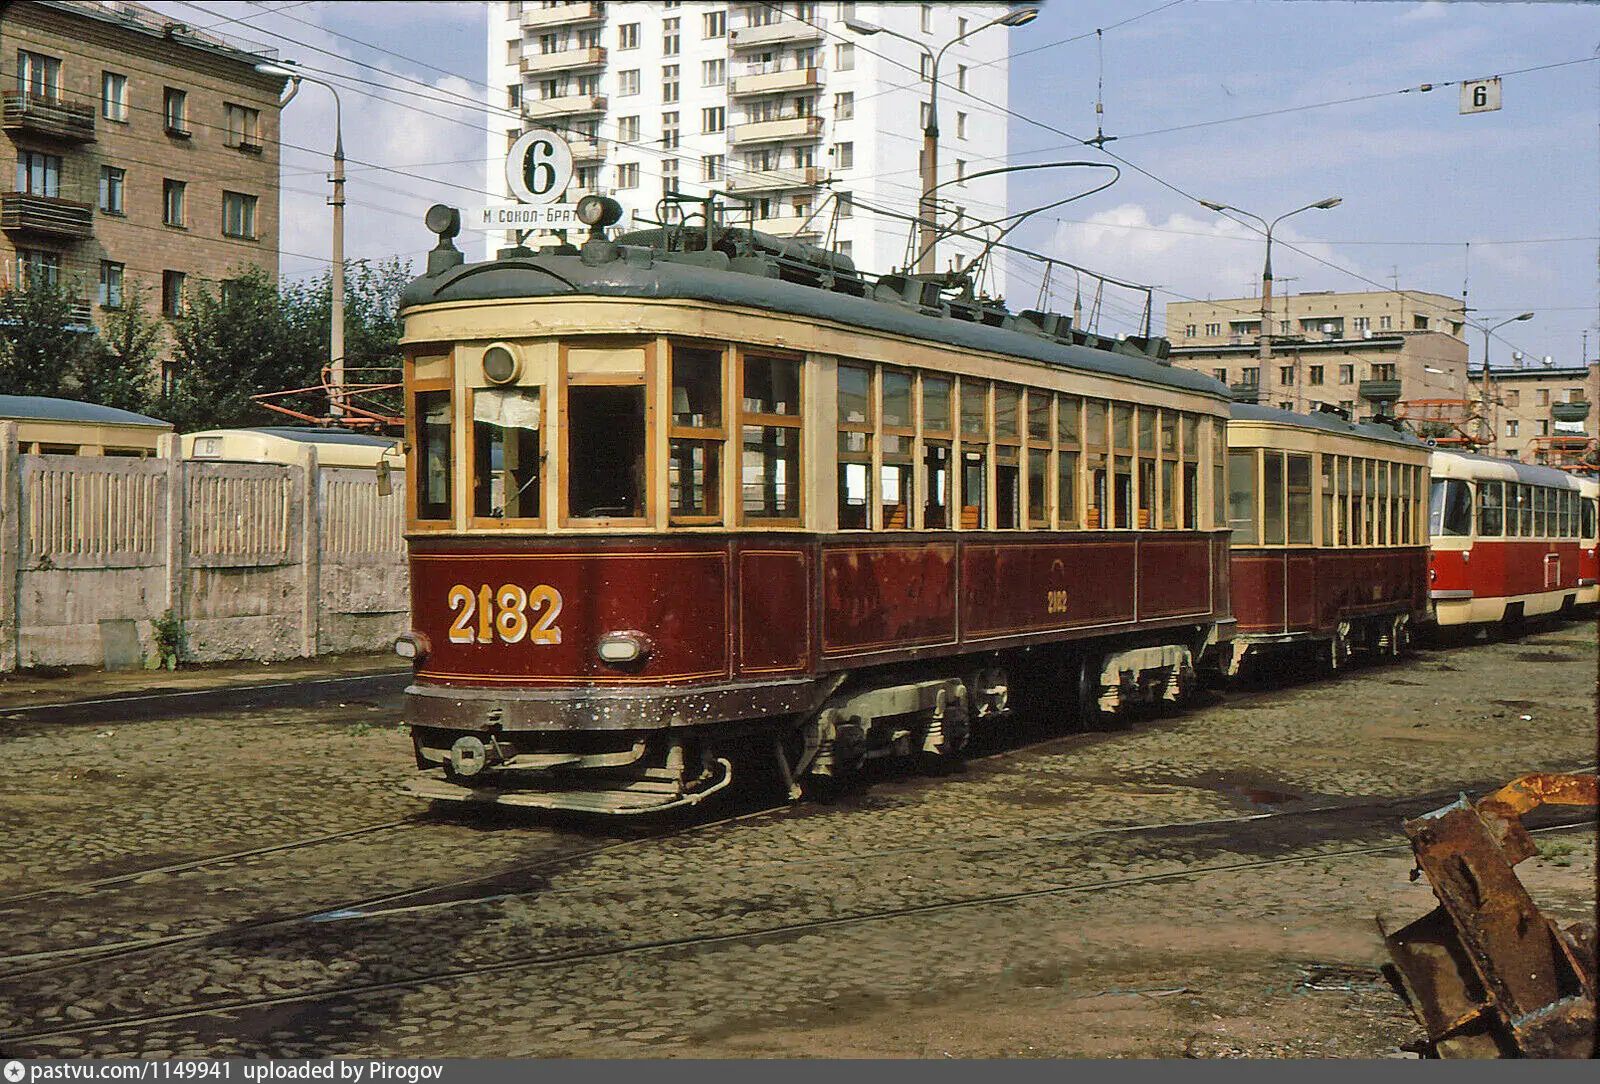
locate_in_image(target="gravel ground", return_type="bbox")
[0,620,1593,1059]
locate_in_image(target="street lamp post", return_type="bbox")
[257,62,345,419]
[1480,311,1535,451]
[844,8,1037,276]
[1197,197,1341,378]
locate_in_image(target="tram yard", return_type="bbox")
[0,622,1593,1060]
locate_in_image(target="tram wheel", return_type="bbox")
[1075,653,1110,730]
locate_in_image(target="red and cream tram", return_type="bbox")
[1223,404,1430,672]
[1578,476,1598,608]
[1427,451,1587,627]
[393,199,1234,813]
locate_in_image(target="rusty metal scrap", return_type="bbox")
[1379,772,1597,1058]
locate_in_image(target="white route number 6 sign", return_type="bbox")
[506,129,574,205]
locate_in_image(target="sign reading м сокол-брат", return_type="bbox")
[476,203,582,230]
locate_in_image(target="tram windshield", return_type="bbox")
[1429,478,1473,537]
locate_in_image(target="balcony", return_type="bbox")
[0,192,93,240]
[524,93,607,119]
[567,139,605,162]
[730,18,825,49]
[1358,379,1403,404]
[729,66,821,97]
[729,115,823,145]
[1552,401,1590,424]
[750,215,820,239]
[2,92,95,143]
[520,45,606,75]
[520,1,603,29]
[727,166,823,194]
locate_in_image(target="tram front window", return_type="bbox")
[473,388,541,520]
[415,390,451,521]
[568,385,645,518]
[1429,478,1472,537]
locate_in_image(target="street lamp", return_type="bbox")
[844,7,1037,275]
[257,61,346,419]
[1197,197,1341,374]
[1479,311,1535,450]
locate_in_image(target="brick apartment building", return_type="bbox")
[1469,360,1598,465]
[0,0,285,337]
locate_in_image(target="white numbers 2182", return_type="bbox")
[447,583,563,645]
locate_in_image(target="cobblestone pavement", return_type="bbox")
[0,622,1593,1059]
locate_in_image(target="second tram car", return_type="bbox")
[1427,450,1587,627]
[394,200,1235,813]
[1576,476,1598,608]
[1223,404,1430,672]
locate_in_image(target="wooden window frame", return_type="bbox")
[836,359,875,531]
[466,383,546,530]
[920,372,954,531]
[880,366,916,531]
[406,365,456,533]
[1055,394,1081,530]
[956,377,991,530]
[737,348,806,527]
[993,383,1022,530]
[558,338,655,529]
[666,338,729,526]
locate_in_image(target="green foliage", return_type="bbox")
[149,609,187,670]
[74,285,161,416]
[0,277,91,396]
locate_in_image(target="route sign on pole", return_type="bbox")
[505,129,573,204]
[1459,78,1502,115]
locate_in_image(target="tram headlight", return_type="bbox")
[597,631,652,666]
[576,194,623,229]
[481,343,521,385]
[394,631,430,663]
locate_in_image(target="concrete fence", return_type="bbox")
[0,421,409,671]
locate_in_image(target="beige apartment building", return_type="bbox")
[1166,288,1471,420]
[1469,361,1598,465]
[0,1,285,334]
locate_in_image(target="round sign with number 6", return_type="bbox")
[505,129,574,206]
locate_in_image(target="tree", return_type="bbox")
[279,258,409,423]
[75,285,162,416]
[0,276,90,397]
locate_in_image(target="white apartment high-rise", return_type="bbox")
[489,1,1014,298]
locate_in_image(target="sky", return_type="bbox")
[145,0,1600,370]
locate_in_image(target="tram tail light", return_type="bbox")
[597,631,652,666]
[394,631,431,663]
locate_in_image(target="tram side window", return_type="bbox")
[415,389,452,521]
[881,369,914,529]
[1228,450,1258,545]
[1025,390,1050,529]
[669,345,724,521]
[742,355,802,521]
[1111,403,1133,530]
[1086,399,1108,529]
[1159,411,1177,530]
[1286,453,1312,545]
[1375,461,1389,546]
[1350,460,1366,544]
[1429,478,1472,537]
[959,380,989,529]
[1534,486,1548,537]
[994,384,1021,529]
[1584,498,1597,540]
[838,363,873,530]
[923,375,952,529]
[1320,455,1336,546]
[473,387,541,520]
[568,385,645,518]
[1477,480,1503,537]
[1210,418,1226,532]
[1181,413,1198,530]
[1057,394,1080,529]
[1517,484,1533,536]
[1261,451,1285,545]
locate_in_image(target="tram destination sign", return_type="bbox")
[475,202,581,230]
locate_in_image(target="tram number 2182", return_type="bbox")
[447,583,563,645]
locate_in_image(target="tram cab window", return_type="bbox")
[837,363,872,530]
[922,376,952,529]
[473,387,541,520]
[414,389,452,521]
[1286,454,1312,544]
[1227,449,1258,545]
[741,355,802,522]
[568,386,645,518]
[1429,478,1472,537]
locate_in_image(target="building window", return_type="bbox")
[663,17,680,56]
[225,104,261,149]
[795,46,818,69]
[507,84,520,109]
[834,91,854,120]
[836,191,852,218]
[835,43,854,70]
[1536,388,1550,406]
[1371,363,1396,381]
[618,23,639,49]
[18,51,61,100]
[661,158,678,198]
[1538,419,1550,436]
[1241,367,1260,387]
[1569,387,1587,402]
[1213,368,1227,382]
[16,150,61,197]
[661,111,679,149]
[1184,324,1196,337]
[956,111,967,139]
[1353,316,1369,332]
[163,87,189,135]
[702,154,723,182]
[1279,365,1294,385]
[618,69,640,96]
[223,191,258,239]
[618,115,640,142]
[1506,419,1518,437]
[1504,389,1520,408]
[662,64,679,103]
[701,106,724,133]
[162,270,186,316]
[957,64,967,92]
[101,71,128,122]
[17,249,61,289]
[834,240,852,258]
[704,10,726,37]
[955,159,966,184]
[702,58,725,86]
[163,179,186,227]
[919,54,933,82]
[1379,315,1392,330]
[1338,364,1354,384]
[1413,314,1428,330]
[616,162,639,189]
[833,141,853,169]
[98,261,124,309]
[921,4,933,32]
[1308,365,1324,385]
[1278,401,1294,412]
[98,165,125,214]
[1204,322,1220,336]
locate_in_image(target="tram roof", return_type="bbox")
[0,394,170,428]
[248,427,398,448]
[1228,402,1428,450]
[401,251,1231,400]
[1430,449,1586,488]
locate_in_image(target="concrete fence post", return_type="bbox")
[158,433,185,653]
[300,446,321,658]
[0,421,19,672]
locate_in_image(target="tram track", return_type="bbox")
[1,815,1588,1051]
